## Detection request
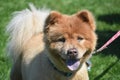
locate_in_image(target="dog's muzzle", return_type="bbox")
[67,48,78,59]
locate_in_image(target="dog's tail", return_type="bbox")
[6,4,50,62]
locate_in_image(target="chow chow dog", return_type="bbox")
[7,4,97,80]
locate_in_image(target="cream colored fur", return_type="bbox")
[6,4,50,62]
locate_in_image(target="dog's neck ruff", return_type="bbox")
[48,58,73,77]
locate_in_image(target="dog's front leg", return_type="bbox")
[10,57,22,80]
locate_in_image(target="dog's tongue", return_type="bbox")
[66,59,80,71]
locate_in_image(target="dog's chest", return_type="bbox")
[22,52,88,80]
[22,53,71,80]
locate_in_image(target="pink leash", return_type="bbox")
[92,31,120,54]
[87,31,120,71]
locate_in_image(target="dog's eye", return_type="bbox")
[77,37,83,42]
[57,37,65,42]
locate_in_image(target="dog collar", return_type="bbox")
[48,58,73,77]
[53,66,73,77]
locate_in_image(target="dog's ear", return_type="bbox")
[76,10,96,31]
[44,11,62,33]
[45,11,62,25]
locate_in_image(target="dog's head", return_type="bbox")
[44,10,97,72]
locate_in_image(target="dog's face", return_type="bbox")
[44,10,97,71]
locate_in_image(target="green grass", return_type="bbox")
[0,0,120,80]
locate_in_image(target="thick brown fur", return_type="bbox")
[7,5,97,80]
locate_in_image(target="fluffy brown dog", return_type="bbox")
[7,4,97,80]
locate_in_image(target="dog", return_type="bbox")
[6,4,97,80]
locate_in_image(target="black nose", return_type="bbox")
[67,48,78,58]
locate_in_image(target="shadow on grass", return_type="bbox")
[98,13,120,25]
[93,30,120,80]
[96,30,120,58]
[93,59,119,80]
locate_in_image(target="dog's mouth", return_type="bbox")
[66,59,80,71]
[59,48,86,71]
[60,48,82,71]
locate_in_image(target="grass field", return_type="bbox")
[0,0,120,80]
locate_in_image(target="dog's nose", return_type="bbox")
[67,48,78,58]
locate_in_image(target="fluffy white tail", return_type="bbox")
[6,4,50,62]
